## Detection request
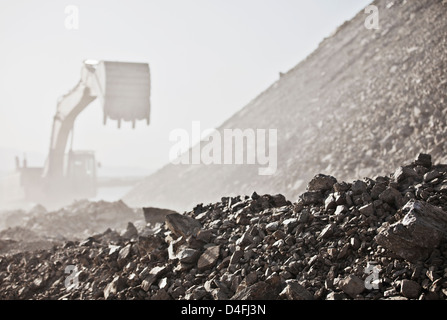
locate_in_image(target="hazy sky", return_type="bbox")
[0,0,371,175]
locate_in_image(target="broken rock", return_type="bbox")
[279,280,314,300]
[104,276,126,299]
[143,207,178,225]
[165,213,202,238]
[414,153,432,169]
[375,200,447,262]
[141,266,169,291]
[359,203,374,216]
[231,275,282,300]
[307,174,337,192]
[121,222,138,240]
[117,244,132,268]
[300,191,323,205]
[177,247,200,264]
[351,180,367,195]
[339,275,365,298]
[197,245,220,271]
[379,187,403,208]
[400,279,421,299]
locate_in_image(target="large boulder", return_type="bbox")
[307,174,337,192]
[231,275,283,300]
[375,200,447,261]
[338,275,365,298]
[279,280,314,300]
[197,245,220,271]
[143,207,178,225]
[165,213,202,238]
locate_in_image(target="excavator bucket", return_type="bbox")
[93,61,151,127]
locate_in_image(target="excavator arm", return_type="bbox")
[45,81,96,180]
[44,60,151,181]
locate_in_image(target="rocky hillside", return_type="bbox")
[124,0,447,212]
[2,154,447,300]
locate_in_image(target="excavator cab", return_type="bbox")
[66,151,97,199]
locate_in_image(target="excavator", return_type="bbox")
[0,60,151,209]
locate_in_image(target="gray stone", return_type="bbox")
[351,180,367,195]
[272,194,288,207]
[333,182,350,193]
[334,192,346,205]
[400,279,421,299]
[185,285,208,300]
[229,249,244,265]
[300,191,324,205]
[393,166,417,183]
[379,187,403,208]
[307,174,337,192]
[117,243,132,268]
[266,221,279,232]
[177,248,200,264]
[212,288,230,300]
[424,170,442,182]
[334,205,347,215]
[121,222,138,240]
[359,203,374,216]
[371,183,387,199]
[337,243,350,260]
[137,234,165,256]
[324,194,336,211]
[351,237,361,250]
[151,289,171,300]
[375,200,447,262]
[168,236,186,260]
[317,224,334,241]
[283,218,298,232]
[143,207,178,225]
[197,245,220,271]
[414,153,432,169]
[231,275,282,300]
[158,277,168,290]
[272,229,286,240]
[297,210,310,223]
[235,231,253,247]
[196,229,213,243]
[138,266,150,280]
[165,213,202,238]
[141,266,169,291]
[79,237,94,247]
[339,275,365,298]
[104,276,126,299]
[279,280,314,300]
[231,281,271,300]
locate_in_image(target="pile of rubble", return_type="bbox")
[0,200,142,242]
[0,199,147,256]
[1,154,447,300]
[0,226,59,256]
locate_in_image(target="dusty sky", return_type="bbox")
[0,0,371,176]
